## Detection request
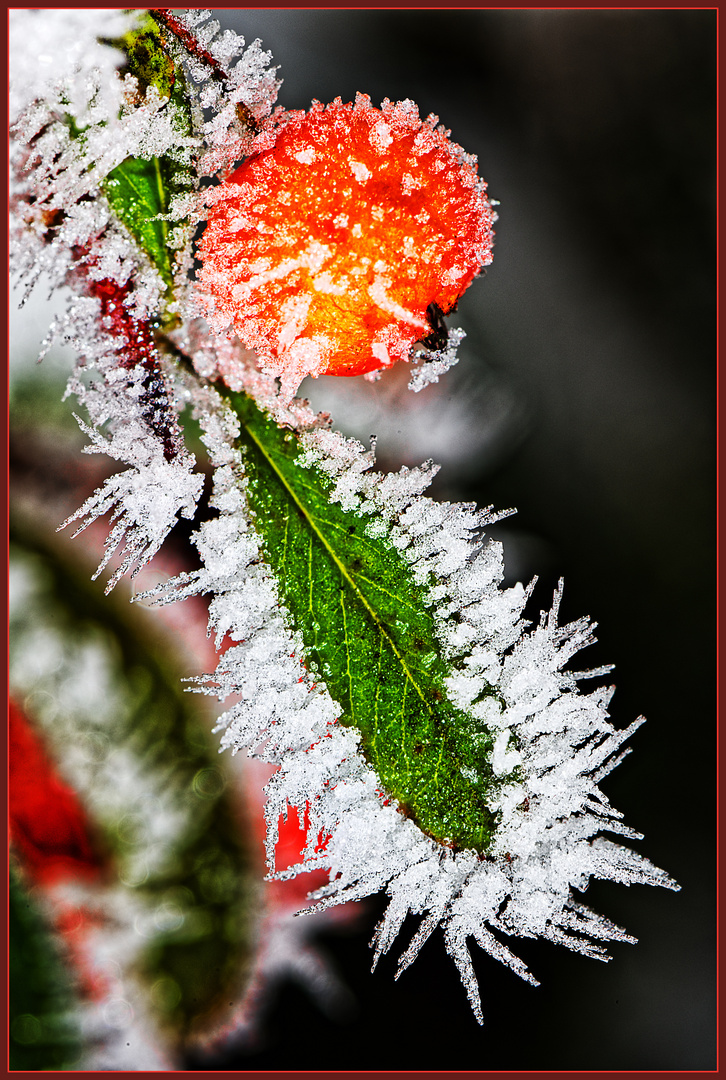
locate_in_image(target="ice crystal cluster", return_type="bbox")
[10,7,678,1023]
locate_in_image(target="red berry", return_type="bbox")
[197,94,495,393]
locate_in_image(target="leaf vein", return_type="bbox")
[245,422,434,713]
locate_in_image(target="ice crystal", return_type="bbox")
[408,326,466,391]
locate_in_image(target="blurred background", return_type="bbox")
[10,8,716,1072]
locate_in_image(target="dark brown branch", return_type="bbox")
[149,9,259,133]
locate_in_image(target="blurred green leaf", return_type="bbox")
[9,865,82,1071]
[9,512,257,1041]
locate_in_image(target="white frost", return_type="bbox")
[408,325,466,391]
[9,7,282,591]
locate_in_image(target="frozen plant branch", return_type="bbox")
[9,7,679,1025]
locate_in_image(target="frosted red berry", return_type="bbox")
[197,93,495,393]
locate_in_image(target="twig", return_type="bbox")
[149,8,259,133]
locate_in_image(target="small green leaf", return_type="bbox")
[103,156,175,289]
[105,14,177,100]
[225,390,514,854]
[101,14,196,316]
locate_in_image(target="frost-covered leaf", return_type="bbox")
[149,8,280,177]
[223,387,512,853]
[103,155,177,295]
[147,334,679,1023]
[105,13,178,99]
[56,278,203,593]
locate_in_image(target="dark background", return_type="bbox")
[183,9,716,1072]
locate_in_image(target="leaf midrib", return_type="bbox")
[108,156,171,274]
[242,420,436,714]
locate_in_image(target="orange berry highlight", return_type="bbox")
[197,93,495,393]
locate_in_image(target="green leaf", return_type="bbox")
[100,14,195,317]
[103,156,176,289]
[225,390,514,854]
[105,14,177,100]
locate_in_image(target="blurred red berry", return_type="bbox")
[9,701,106,885]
